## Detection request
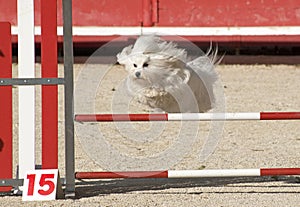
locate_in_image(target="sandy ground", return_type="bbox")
[1,63,300,206]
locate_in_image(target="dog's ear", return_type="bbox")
[117,45,133,65]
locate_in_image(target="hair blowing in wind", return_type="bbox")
[117,35,220,113]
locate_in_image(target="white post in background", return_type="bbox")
[17,0,35,179]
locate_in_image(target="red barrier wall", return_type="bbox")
[1,0,299,27]
[0,0,299,43]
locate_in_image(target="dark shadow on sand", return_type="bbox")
[74,176,300,198]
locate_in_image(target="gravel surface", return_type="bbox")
[1,63,299,206]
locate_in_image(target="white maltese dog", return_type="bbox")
[117,35,219,113]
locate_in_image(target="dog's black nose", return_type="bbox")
[135,71,141,78]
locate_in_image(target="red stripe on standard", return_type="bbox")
[260,168,300,176]
[41,0,58,169]
[0,22,12,192]
[260,112,300,120]
[75,114,168,122]
[75,171,168,179]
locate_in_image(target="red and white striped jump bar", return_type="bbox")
[74,112,300,122]
[75,168,300,179]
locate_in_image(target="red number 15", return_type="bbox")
[26,174,55,196]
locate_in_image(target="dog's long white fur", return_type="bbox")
[117,36,219,113]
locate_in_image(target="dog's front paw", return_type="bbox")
[144,88,166,98]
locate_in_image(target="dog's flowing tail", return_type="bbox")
[186,46,221,111]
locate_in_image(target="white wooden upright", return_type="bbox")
[17,0,35,179]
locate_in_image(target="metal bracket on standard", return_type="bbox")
[0,179,23,188]
[0,179,23,195]
[0,78,65,86]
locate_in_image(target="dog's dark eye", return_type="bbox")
[133,63,137,68]
[143,63,149,67]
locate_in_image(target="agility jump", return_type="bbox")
[0,0,299,199]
